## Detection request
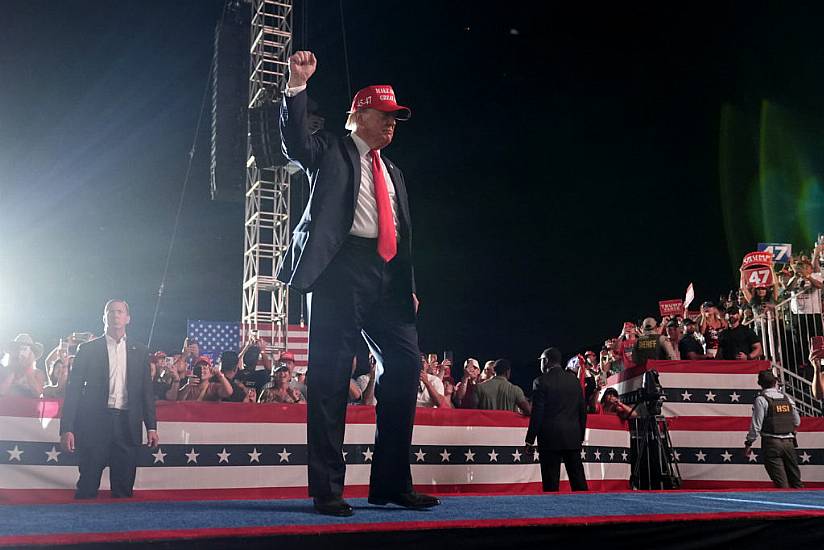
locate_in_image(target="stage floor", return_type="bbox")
[3,490,824,548]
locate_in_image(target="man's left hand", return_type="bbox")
[736,352,748,361]
[147,431,160,448]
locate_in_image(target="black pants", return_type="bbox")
[538,446,588,492]
[76,409,138,498]
[305,237,420,498]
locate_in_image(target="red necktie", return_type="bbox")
[370,150,397,262]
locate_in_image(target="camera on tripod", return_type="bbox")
[627,369,682,490]
[640,369,664,416]
[623,370,664,417]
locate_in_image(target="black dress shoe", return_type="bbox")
[313,496,354,517]
[368,491,440,509]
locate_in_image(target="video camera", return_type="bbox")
[624,370,664,416]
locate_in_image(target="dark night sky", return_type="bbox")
[2,1,824,385]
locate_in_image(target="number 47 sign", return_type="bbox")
[757,242,793,264]
[742,251,775,288]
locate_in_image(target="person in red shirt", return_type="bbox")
[615,322,638,370]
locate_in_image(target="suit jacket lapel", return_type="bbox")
[384,158,411,233]
[343,136,361,211]
[97,337,110,387]
[126,342,138,398]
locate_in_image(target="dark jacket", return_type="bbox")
[526,366,587,449]
[276,89,416,305]
[60,336,156,446]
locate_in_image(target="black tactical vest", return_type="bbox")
[762,394,795,435]
[634,334,661,368]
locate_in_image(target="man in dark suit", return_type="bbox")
[525,347,588,492]
[278,51,437,517]
[60,299,158,499]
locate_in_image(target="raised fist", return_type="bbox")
[288,50,317,87]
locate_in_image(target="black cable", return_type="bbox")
[338,0,352,100]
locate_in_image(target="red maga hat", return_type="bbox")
[349,85,411,121]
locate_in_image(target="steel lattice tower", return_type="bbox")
[243,0,293,344]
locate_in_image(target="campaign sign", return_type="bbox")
[757,243,793,264]
[742,251,774,288]
[741,251,774,268]
[659,299,684,317]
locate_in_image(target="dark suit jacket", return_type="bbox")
[60,336,156,446]
[526,366,587,450]
[276,89,416,304]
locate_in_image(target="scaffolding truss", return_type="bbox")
[243,0,293,345]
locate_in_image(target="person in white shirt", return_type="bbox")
[60,299,158,499]
[277,51,437,517]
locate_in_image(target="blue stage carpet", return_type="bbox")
[3,490,824,548]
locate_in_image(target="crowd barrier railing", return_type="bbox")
[746,290,823,416]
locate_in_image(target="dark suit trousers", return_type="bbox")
[538,445,588,492]
[76,409,138,498]
[763,437,803,489]
[306,237,420,498]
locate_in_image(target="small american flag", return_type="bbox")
[187,321,309,366]
[187,321,241,360]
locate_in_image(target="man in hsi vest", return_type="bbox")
[744,370,803,488]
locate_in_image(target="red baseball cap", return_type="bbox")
[281,351,296,361]
[349,85,411,121]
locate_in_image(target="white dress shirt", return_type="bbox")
[106,334,129,410]
[285,83,400,239]
[348,132,400,239]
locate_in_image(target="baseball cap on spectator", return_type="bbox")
[642,317,657,331]
[622,322,636,332]
[273,364,289,373]
[726,305,741,315]
[194,355,212,367]
[666,318,681,328]
[281,351,296,362]
[681,318,696,326]
[701,301,715,309]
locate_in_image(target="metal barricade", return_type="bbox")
[745,288,823,416]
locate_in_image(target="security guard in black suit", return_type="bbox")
[526,348,588,491]
[60,300,158,498]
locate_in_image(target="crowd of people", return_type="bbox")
[2,242,823,418]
